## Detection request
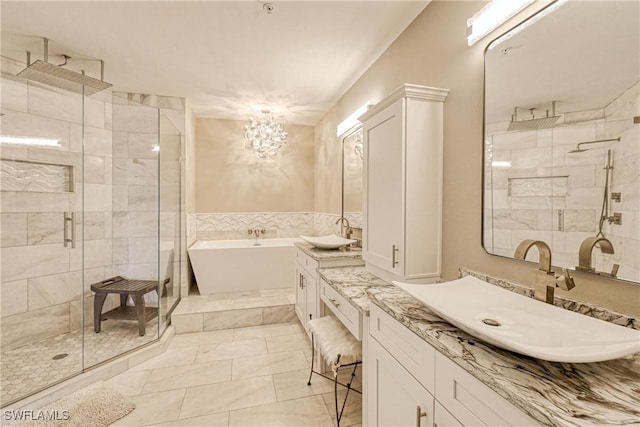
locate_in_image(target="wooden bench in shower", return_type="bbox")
[91,276,169,336]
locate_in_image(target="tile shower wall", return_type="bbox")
[485,82,639,281]
[0,58,114,351]
[111,92,186,302]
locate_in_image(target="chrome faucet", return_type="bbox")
[514,240,575,304]
[576,236,618,277]
[335,217,352,239]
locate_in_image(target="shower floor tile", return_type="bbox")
[0,318,158,406]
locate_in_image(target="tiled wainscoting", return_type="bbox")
[187,211,361,245]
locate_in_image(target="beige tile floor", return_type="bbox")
[108,321,362,427]
[1,318,159,405]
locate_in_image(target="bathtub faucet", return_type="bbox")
[249,229,266,238]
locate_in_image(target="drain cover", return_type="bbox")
[482,318,501,327]
[52,353,68,360]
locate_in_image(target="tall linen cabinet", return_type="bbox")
[361,84,449,283]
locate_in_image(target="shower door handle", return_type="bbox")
[63,212,76,248]
[391,244,399,268]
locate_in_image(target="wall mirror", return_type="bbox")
[342,127,364,229]
[483,0,639,284]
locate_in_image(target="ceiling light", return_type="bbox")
[0,135,62,148]
[337,102,372,137]
[467,0,534,46]
[243,111,288,159]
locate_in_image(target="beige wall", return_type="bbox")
[314,0,640,316]
[195,117,315,213]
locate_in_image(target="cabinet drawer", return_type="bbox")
[296,249,318,274]
[320,279,362,340]
[369,305,435,393]
[435,352,539,426]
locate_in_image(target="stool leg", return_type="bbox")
[93,292,107,333]
[334,355,342,427]
[307,333,315,386]
[334,372,340,427]
[133,295,146,336]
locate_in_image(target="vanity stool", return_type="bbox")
[306,316,362,427]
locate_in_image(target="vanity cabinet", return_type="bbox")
[367,305,538,427]
[295,262,317,324]
[294,246,364,326]
[361,84,449,283]
[368,336,435,427]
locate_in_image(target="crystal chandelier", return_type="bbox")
[353,130,364,159]
[243,111,288,159]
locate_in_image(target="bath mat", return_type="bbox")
[8,382,135,427]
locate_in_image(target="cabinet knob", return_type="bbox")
[329,298,340,308]
[415,405,427,427]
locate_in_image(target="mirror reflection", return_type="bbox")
[483,0,639,283]
[342,128,363,230]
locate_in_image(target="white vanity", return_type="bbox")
[294,243,364,326]
[317,266,640,427]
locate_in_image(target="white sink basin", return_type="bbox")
[393,276,640,363]
[300,234,356,249]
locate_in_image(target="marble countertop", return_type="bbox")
[319,266,640,427]
[294,242,363,261]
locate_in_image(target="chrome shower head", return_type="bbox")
[16,38,112,96]
[568,137,620,154]
[568,147,588,153]
[507,115,561,131]
[507,103,561,131]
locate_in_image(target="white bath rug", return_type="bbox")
[7,382,135,427]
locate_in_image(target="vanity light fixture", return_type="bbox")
[467,0,534,46]
[491,160,512,168]
[243,110,288,159]
[0,135,62,148]
[488,0,568,50]
[336,102,372,137]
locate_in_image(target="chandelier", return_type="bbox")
[243,111,288,159]
[353,130,364,159]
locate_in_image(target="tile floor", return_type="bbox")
[1,318,159,405]
[106,321,362,426]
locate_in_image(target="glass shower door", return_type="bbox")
[0,69,85,405]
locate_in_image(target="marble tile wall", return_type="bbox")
[186,211,355,247]
[1,58,115,351]
[486,81,639,281]
[111,92,186,315]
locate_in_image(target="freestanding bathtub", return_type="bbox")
[188,238,301,294]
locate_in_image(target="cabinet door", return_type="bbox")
[367,335,434,427]
[304,270,317,322]
[363,98,404,276]
[434,402,463,427]
[294,263,306,324]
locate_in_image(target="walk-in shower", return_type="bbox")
[0,38,183,406]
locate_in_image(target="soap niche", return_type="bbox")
[0,159,74,193]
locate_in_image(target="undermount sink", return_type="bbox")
[299,234,356,250]
[393,276,640,363]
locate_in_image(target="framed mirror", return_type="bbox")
[483,0,639,283]
[342,127,364,230]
